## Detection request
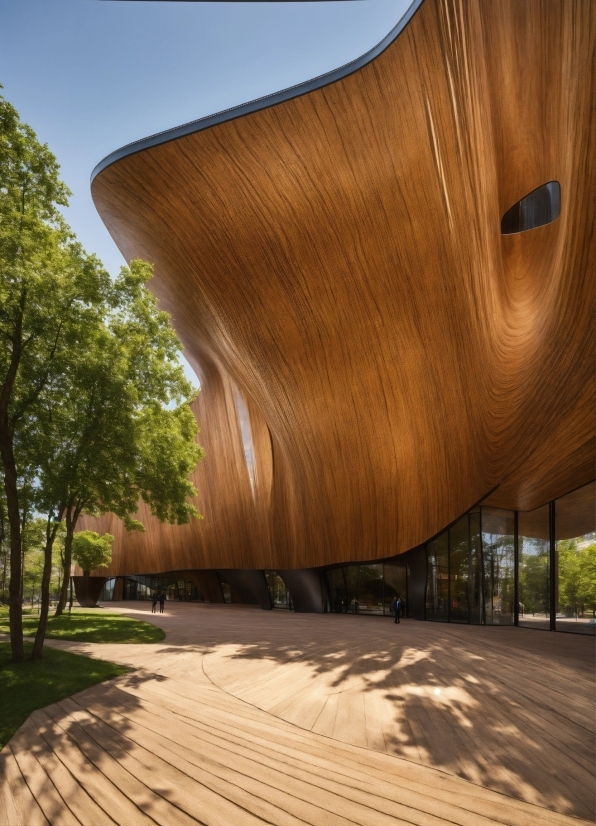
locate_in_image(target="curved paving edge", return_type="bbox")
[0,604,593,825]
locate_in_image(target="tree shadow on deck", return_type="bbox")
[199,615,594,821]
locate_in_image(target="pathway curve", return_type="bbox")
[1,603,593,825]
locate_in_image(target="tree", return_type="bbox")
[1,91,204,662]
[27,259,203,660]
[0,491,7,603]
[47,260,203,618]
[1,88,109,661]
[72,531,113,577]
[20,516,45,607]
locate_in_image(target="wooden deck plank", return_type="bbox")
[2,741,49,826]
[45,700,201,826]
[3,603,593,826]
[104,671,582,826]
[33,709,156,826]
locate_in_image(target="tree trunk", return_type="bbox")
[0,294,26,662]
[31,516,61,660]
[0,502,6,603]
[55,529,72,616]
[0,441,24,662]
[55,506,79,616]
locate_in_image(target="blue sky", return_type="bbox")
[1,0,412,380]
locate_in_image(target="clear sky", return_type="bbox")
[0,0,412,380]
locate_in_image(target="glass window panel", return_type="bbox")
[383,563,407,616]
[481,508,514,625]
[501,181,560,234]
[469,511,482,624]
[99,578,115,601]
[357,564,384,614]
[265,571,291,609]
[555,482,596,634]
[426,532,448,621]
[518,505,550,629]
[344,565,360,613]
[326,568,347,612]
[449,515,470,623]
[218,574,231,604]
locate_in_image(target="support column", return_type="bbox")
[73,576,108,607]
[277,569,326,613]
[549,501,556,631]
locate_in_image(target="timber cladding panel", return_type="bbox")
[87,0,595,575]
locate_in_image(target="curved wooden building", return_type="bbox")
[85,0,595,620]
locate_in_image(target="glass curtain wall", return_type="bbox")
[424,484,594,633]
[217,573,232,604]
[100,578,116,601]
[449,516,470,622]
[518,505,550,629]
[481,509,515,625]
[326,567,348,612]
[383,563,408,615]
[555,482,595,634]
[99,574,205,602]
[357,564,384,614]
[344,565,360,612]
[325,563,407,616]
[426,532,448,621]
[425,507,515,625]
[264,571,292,609]
[469,510,482,623]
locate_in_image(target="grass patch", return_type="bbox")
[0,608,165,644]
[0,605,33,618]
[0,641,128,750]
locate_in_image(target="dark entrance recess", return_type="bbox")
[501,181,560,234]
[323,555,419,618]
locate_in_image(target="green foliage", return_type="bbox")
[71,530,113,577]
[0,641,127,749]
[518,537,549,616]
[0,608,165,644]
[0,89,204,660]
[578,544,596,614]
[0,88,112,660]
[557,537,596,617]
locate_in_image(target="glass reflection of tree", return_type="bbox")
[557,535,596,618]
[519,537,549,617]
[482,532,514,624]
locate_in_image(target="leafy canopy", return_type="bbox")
[72,531,113,577]
[0,87,205,660]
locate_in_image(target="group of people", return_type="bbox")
[151,592,166,613]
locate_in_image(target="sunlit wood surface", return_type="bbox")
[1,604,593,824]
[88,0,595,575]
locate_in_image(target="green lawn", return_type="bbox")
[0,641,128,750]
[0,607,165,644]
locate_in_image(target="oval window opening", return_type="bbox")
[501,181,560,234]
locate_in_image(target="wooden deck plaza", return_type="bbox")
[1,603,594,825]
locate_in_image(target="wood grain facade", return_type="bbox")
[87,0,595,576]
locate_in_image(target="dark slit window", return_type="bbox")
[501,181,560,234]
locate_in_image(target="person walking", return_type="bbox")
[151,592,158,613]
[159,591,165,613]
[393,594,401,624]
